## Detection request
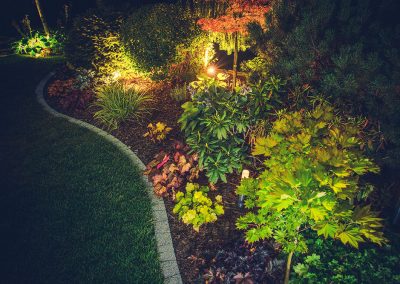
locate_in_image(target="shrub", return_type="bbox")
[64,12,110,68]
[173,183,224,232]
[121,3,198,77]
[93,83,152,130]
[178,76,276,184]
[13,32,64,57]
[236,103,386,282]
[292,232,400,284]
[246,0,400,170]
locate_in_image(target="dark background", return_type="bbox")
[0,0,175,37]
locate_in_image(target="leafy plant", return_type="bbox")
[179,76,276,183]
[47,78,94,111]
[121,3,198,78]
[143,122,172,143]
[173,183,224,232]
[170,83,189,102]
[13,31,64,57]
[236,103,386,283]
[247,0,400,171]
[200,240,284,284]
[144,142,200,197]
[292,232,400,284]
[93,83,152,130]
[64,12,112,68]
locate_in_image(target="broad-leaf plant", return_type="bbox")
[235,103,387,284]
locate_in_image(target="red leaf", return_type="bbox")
[156,154,170,169]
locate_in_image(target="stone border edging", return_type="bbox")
[35,73,183,284]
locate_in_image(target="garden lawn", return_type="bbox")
[0,56,163,283]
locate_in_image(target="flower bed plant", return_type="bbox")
[13,32,64,57]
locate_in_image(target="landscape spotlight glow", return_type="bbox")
[207,65,216,76]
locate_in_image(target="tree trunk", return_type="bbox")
[34,0,50,37]
[232,31,238,90]
[284,251,294,284]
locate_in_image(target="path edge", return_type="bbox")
[36,72,183,284]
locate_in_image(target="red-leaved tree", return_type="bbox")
[197,0,270,87]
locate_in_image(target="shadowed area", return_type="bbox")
[0,55,162,283]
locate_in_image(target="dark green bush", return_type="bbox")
[121,3,197,77]
[64,11,119,68]
[178,76,279,183]
[246,0,400,170]
[292,232,400,284]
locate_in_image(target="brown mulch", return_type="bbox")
[44,72,251,283]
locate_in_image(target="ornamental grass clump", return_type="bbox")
[94,83,152,130]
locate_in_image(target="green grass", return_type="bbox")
[0,56,163,283]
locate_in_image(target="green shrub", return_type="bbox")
[94,83,153,130]
[121,3,198,77]
[236,103,385,250]
[173,183,224,232]
[64,12,110,68]
[292,232,400,284]
[13,32,64,57]
[246,0,400,170]
[178,76,276,183]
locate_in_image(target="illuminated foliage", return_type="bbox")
[121,4,198,78]
[94,83,153,130]
[173,183,224,232]
[13,32,63,57]
[236,103,386,282]
[143,122,172,143]
[197,0,270,86]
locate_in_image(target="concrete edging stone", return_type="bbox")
[35,72,182,284]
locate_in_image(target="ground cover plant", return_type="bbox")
[291,232,400,284]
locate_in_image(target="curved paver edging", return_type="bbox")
[36,73,183,284]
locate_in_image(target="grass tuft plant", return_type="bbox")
[94,83,152,130]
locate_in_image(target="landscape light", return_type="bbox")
[207,65,216,76]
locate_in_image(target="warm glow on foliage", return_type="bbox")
[204,45,214,67]
[197,0,270,35]
[207,65,217,76]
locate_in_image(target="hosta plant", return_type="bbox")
[173,183,224,232]
[235,103,386,283]
[13,32,63,57]
[143,122,172,143]
[144,142,200,197]
[94,83,153,130]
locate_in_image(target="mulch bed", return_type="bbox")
[45,67,283,283]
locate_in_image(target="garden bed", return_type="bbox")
[45,66,284,283]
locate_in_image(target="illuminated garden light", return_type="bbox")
[206,65,216,76]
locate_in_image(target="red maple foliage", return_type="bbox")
[197,0,270,35]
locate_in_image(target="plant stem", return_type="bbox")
[284,251,294,284]
[34,0,50,37]
[232,31,238,90]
